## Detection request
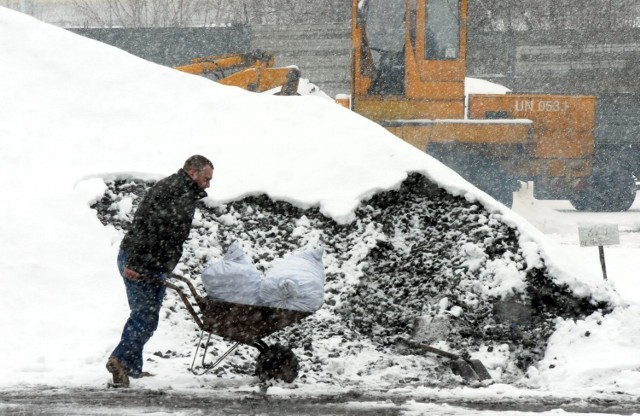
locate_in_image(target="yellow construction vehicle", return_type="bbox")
[175,50,301,96]
[177,0,636,211]
[350,0,636,210]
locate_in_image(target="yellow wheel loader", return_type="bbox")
[176,0,637,211]
[350,0,636,210]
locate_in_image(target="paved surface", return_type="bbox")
[2,387,640,415]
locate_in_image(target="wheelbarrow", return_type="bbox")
[142,273,313,383]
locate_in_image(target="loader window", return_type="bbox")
[426,0,460,60]
[364,0,404,54]
[363,0,406,95]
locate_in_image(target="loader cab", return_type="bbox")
[360,0,406,95]
[352,0,467,120]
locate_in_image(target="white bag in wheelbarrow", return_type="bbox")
[260,247,325,312]
[201,241,262,305]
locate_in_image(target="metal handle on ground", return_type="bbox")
[400,337,492,381]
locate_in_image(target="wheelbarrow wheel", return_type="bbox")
[255,343,299,383]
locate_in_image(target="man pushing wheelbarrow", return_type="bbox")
[106,155,324,388]
[106,155,214,388]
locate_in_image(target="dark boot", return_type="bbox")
[106,356,130,388]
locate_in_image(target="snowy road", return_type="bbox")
[2,386,640,415]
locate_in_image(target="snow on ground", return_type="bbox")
[1,6,640,413]
[511,185,640,395]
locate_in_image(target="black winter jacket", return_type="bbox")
[120,169,207,274]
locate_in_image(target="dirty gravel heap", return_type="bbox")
[93,173,608,387]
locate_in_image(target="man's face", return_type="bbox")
[188,165,214,190]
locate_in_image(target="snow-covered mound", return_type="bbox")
[92,174,610,386]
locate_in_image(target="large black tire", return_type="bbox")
[254,344,299,383]
[570,168,637,212]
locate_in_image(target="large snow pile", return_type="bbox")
[92,174,610,386]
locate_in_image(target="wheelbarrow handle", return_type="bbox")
[169,273,205,303]
[139,274,206,331]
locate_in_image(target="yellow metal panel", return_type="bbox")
[405,81,465,100]
[468,94,595,159]
[218,69,261,90]
[384,120,532,151]
[216,67,299,93]
[428,122,532,144]
[335,96,350,109]
[354,98,464,122]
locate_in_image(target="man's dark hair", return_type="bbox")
[183,155,213,172]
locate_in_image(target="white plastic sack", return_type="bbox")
[201,241,262,305]
[260,247,325,312]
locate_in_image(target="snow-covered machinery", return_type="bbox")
[350,0,636,210]
[175,0,636,211]
[175,50,301,96]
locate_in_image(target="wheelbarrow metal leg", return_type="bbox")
[190,331,211,374]
[190,336,242,376]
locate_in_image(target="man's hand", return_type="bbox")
[123,267,141,281]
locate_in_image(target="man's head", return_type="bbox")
[183,155,214,190]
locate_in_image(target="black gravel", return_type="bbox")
[91,173,610,386]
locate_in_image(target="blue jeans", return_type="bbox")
[111,250,167,378]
